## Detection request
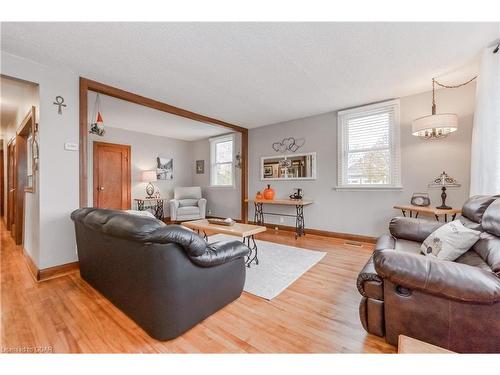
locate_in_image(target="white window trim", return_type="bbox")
[209,133,236,188]
[336,99,401,191]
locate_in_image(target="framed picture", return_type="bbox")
[196,160,204,174]
[156,157,173,180]
[263,165,273,178]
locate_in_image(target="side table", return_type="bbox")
[134,198,167,220]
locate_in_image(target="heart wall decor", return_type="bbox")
[271,137,305,153]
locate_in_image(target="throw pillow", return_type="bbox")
[420,220,481,261]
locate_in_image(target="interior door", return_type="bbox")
[93,141,131,210]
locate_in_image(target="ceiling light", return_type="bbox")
[412,77,476,140]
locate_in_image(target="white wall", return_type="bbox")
[1,51,80,269]
[87,127,193,216]
[248,84,476,237]
[191,132,242,220]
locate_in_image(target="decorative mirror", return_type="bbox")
[261,152,316,180]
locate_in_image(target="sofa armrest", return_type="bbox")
[190,240,250,267]
[389,217,444,242]
[149,224,207,256]
[198,198,207,218]
[169,199,180,221]
[373,249,500,304]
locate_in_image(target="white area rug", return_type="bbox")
[209,234,326,300]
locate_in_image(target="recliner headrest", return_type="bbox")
[482,199,500,237]
[462,195,498,223]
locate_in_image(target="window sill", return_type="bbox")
[334,186,403,192]
[209,185,236,189]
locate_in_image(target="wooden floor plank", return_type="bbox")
[0,221,395,353]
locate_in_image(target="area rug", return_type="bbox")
[208,234,326,300]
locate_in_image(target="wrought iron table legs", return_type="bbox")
[254,202,264,224]
[254,202,306,239]
[295,205,305,239]
[244,235,258,268]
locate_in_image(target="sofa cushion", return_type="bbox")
[420,220,481,261]
[482,199,500,237]
[462,195,498,224]
[178,199,199,207]
[473,232,500,275]
[178,206,201,216]
[455,250,492,272]
[395,239,422,255]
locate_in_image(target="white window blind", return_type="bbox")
[337,99,401,189]
[210,134,235,187]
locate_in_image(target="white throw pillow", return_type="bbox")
[420,220,481,261]
[125,210,155,219]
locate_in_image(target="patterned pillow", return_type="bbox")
[420,220,481,261]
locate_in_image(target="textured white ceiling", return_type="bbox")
[0,75,38,132]
[1,22,499,128]
[88,91,228,141]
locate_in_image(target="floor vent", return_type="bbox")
[344,240,363,247]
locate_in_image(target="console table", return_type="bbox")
[134,198,167,220]
[246,199,314,239]
[394,204,461,222]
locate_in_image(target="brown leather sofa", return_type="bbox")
[71,208,250,341]
[357,195,500,353]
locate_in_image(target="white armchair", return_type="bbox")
[169,187,207,222]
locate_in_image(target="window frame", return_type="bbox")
[336,99,401,191]
[209,133,236,188]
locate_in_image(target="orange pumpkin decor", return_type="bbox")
[255,191,264,200]
[263,184,275,200]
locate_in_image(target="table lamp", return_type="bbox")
[141,170,157,198]
[428,171,460,209]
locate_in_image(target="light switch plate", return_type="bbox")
[64,142,79,151]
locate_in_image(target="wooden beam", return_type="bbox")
[79,77,249,219]
[79,78,89,207]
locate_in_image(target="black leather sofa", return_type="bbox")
[71,208,250,340]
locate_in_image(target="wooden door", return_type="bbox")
[93,142,131,210]
[0,143,4,218]
[6,140,16,232]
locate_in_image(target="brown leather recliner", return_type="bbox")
[357,195,500,353]
[71,208,250,341]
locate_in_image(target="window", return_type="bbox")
[210,134,235,187]
[337,99,401,189]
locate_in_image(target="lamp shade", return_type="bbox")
[141,170,157,182]
[412,113,458,139]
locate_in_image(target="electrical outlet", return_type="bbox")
[208,209,212,215]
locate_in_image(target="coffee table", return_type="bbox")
[181,219,267,267]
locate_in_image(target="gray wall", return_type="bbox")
[1,51,79,269]
[87,127,193,216]
[191,132,242,220]
[248,83,476,237]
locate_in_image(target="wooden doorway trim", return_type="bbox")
[11,106,36,244]
[92,141,131,210]
[79,78,249,222]
[6,138,15,230]
[0,140,4,219]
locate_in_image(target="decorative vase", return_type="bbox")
[263,184,275,200]
[255,191,263,200]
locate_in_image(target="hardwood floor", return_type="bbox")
[0,220,395,353]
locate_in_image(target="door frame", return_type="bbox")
[79,78,249,222]
[92,141,131,210]
[6,138,15,231]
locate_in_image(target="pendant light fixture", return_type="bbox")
[89,93,105,136]
[412,76,476,139]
